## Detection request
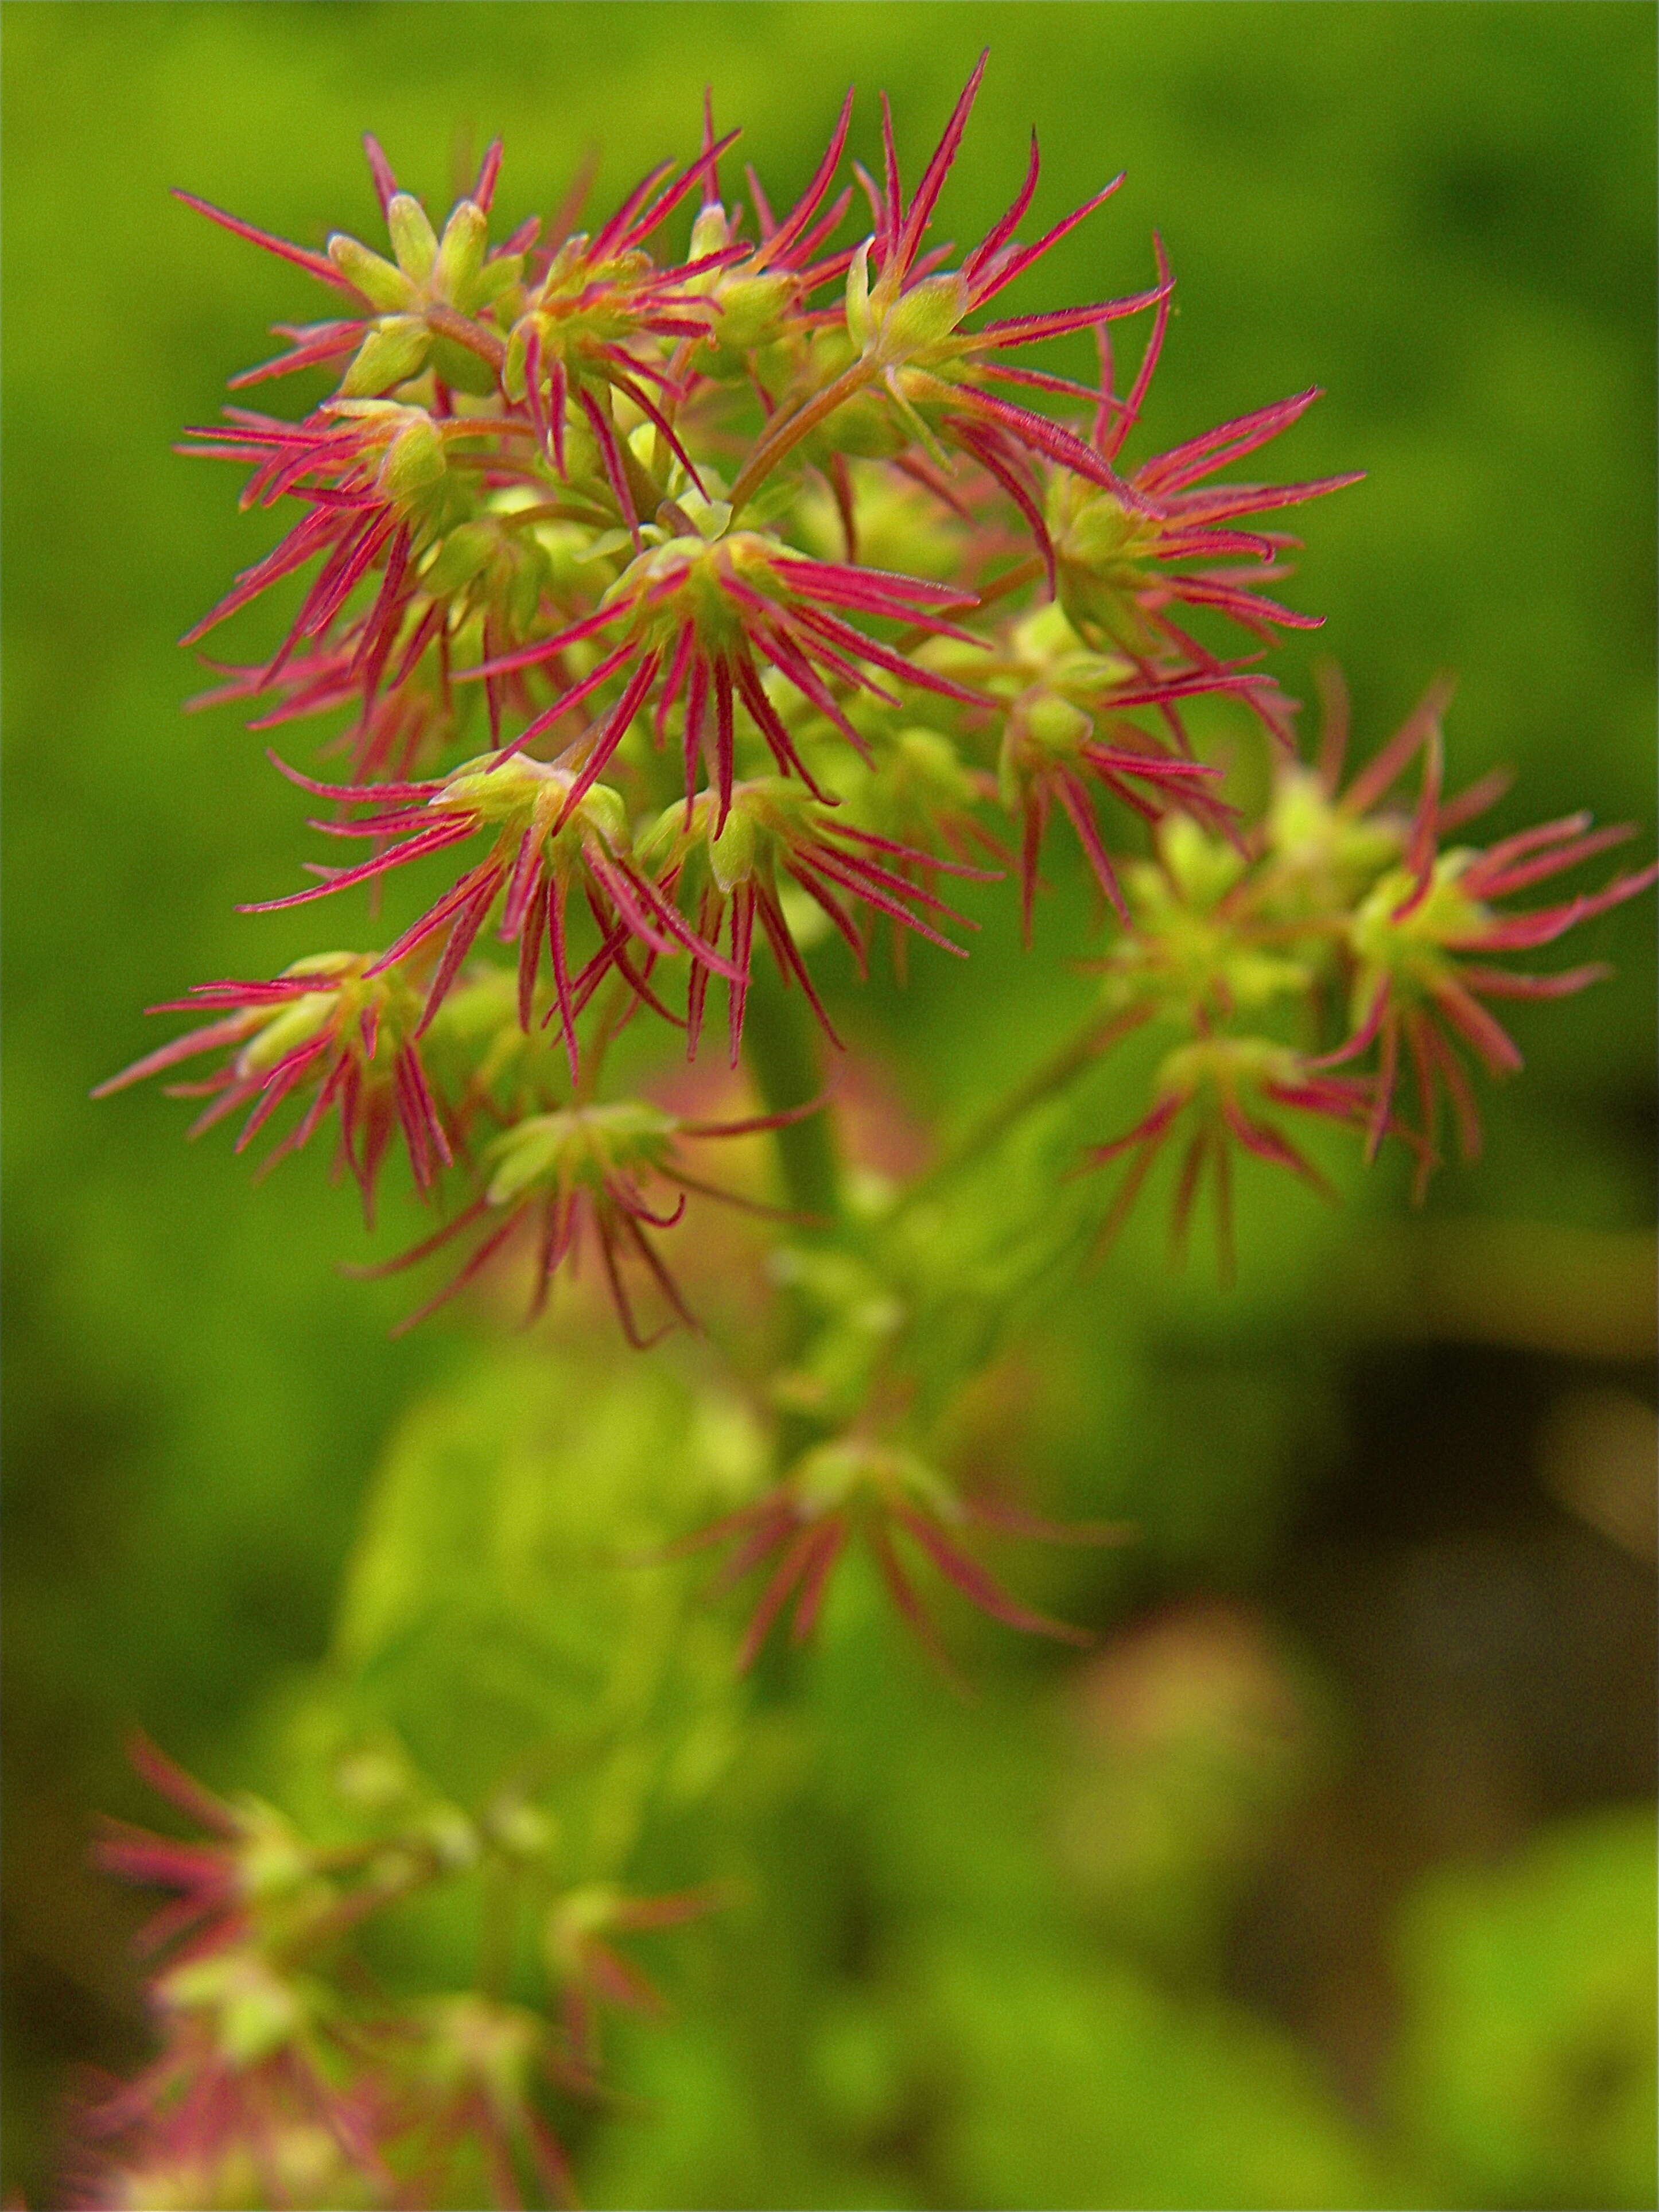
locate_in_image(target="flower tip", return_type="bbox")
[472,137,504,212]
[362,131,399,215]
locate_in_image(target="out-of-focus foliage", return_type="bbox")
[5,5,1654,2207]
[1393,1808,1657,2211]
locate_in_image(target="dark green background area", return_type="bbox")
[3,6,1654,2206]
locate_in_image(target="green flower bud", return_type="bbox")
[327,231,415,312]
[546,1882,622,1962]
[485,1798,560,1860]
[1156,1034,1301,1105]
[235,1810,321,1906]
[238,992,339,1076]
[708,801,759,894]
[1160,813,1246,908]
[793,1439,954,1522]
[469,252,525,313]
[485,1103,676,1205]
[500,315,535,403]
[1024,693,1093,753]
[341,314,432,397]
[434,198,489,301]
[1349,856,1482,972]
[161,1952,308,2066]
[687,204,732,262]
[1265,768,1404,896]
[879,272,970,360]
[419,520,497,598]
[714,272,793,352]
[417,1803,483,1869]
[845,239,876,352]
[332,1740,419,1813]
[419,1993,540,2096]
[375,413,446,503]
[576,777,630,851]
[386,191,438,282]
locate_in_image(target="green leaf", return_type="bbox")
[1393,1806,1658,2210]
[928,1938,1404,2210]
[326,1340,767,1812]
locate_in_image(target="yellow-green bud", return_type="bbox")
[845,239,876,352]
[1156,1034,1300,1103]
[435,199,489,300]
[161,1953,307,2065]
[375,413,447,502]
[387,192,438,282]
[708,802,760,893]
[1160,813,1246,907]
[546,1883,621,1962]
[239,992,339,1076]
[688,204,732,262]
[469,252,524,312]
[879,272,969,360]
[420,521,497,598]
[343,315,432,398]
[714,272,792,352]
[327,231,414,312]
[1024,694,1093,753]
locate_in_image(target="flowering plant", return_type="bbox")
[79,60,1653,2210]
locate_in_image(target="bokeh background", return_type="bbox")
[4,4,1655,2206]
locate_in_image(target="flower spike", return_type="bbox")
[1078,1036,1396,1281]
[643,777,992,1060]
[672,1437,1125,1673]
[353,1095,821,1342]
[242,755,739,1080]
[92,953,454,1224]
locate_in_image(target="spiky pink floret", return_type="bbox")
[67,2032,396,2212]
[471,539,989,825]
[670,806,996,1062]
[352,1099,820,1343]
[547,1883,720,2070]
[174,403,517,738]
[1042,287,1363,690]
[1316,687,1659,1192]
[729,55,1172,515]
[1001,662,1272,938]
[188,636,485,786]
[670,1455,1128,1677]
[91,1736,253,1965]
[91,958,453,1225]
[238,759,739,1082]
[1079,1054,1400,1280]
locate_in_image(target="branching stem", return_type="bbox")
[890,1005,1151,1220]
[728,356,882,517]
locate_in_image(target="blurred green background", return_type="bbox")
[4,4,1654,2206]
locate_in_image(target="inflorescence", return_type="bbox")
[85,64,1654,2208]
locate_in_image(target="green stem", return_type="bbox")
[728,356,881,518]
[424,303,507,370]
[475,1857,519,2001]
[740,973,840,1227]
[889,1005,1148,1221]
[575,971,639,1102]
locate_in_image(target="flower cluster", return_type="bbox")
[1067,674,1656,1270]
[106,56,1417,1322]
[73,1736,710,2211]
[91,52,1654,1669]
[86,70,1655,2206]
[672,1437,1132,1675]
